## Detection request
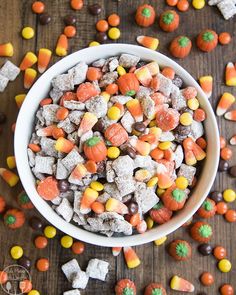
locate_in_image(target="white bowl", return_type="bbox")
[14,44,220,247]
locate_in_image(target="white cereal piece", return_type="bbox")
[51,196,62,205]
[73,212,87,226]
[52,73,74,91]
[61,259,81,282]
[115,175,136,197]
[97,192,111,203]
[0,74,9,92]
[159,131,175,142]
[208,0,222,5]
[40,137,57,157]
[61,148,84,173]
[55,198,73,222]
[56,159,69,179]
[217,0,236,19]
[92,58,106,68]
[136,86,153,99]
[82,174,97,186]
[63,290,81,295]
[171,88,187,110]
[72,271,89,289]
[108,58,119,72]
[68,61,88,85]
[27,148,35,167]
[119,53,140,68]
[87,217,111,232]
[99,71,118,88]
[112,155,134,177]
[158,73,173,97]
[99,116,116,129]
[99,212,124,221]
[68,111,84,125]
[34,155,55,175]
[63,100,85,111]
[108,218,132,236]
[174,145,184,169]
[122,194,133,203]
[139,94,155,119]
[42,104,60,126]
[133,155,152,169]
[0,60,20,81]
[67,131,79,145]
[106,161,116,183]
[36,109,45,126]
[78,130,93,152]
[57,118,76,134]
[190,120,204,140]
[178,164,196,185]
[134,183,159,214]
[121,111,135,133]
[49,87,63,104]
[86,259,109,281]
[103,183,122,200]
[60,190,74,201]
[73,191,83,215]
[85,95,107,118]
[110,95,131,104]
[32,167,45,181]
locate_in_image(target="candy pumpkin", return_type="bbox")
[196,29,218,52]
[197,198,216,218]
[4,208,25,229]
[117,73,140,96]
[17,191,34,209]
[169,36,192,58]
[162,186,186,211]
[149,202,173,224]
[190,221,213,243]
[115,279,136,295]
[144,283,167,295]
[0,196,6,213]
[168,239,192,261]
[159,10,179,32]
[105,123,128,147]
[135,4,156,27]
[83,136,107,162]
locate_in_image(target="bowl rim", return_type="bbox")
[14,44,220,247]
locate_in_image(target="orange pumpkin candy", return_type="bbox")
[83,136,107,162]
[4,208,25,229]
[159,10,179,32]
[196,29,218,52]
[162,185,186,211]
[0,196,6,213]
[169,35,192,58]
[105,123,128,147]
[117,73,140,96]
[17,191,34,209]
[144,283,167,295]
[135,4,156,27]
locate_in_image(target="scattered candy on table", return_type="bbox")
[170,275,195,292]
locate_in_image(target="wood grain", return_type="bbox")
[0,0,236,294]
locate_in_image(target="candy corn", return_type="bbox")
[112,247,122,257]
[126,99,143,122]
[225,62,236,86]
[6,156,16,169]
[183,138,206,165]
[38,48,52,73]
[216,92,235,116]
[105,198,128,215]
[129,137,150,156]
[135,66,152,86]
[24,68,37,89]
[144,62,160,76]
[69,164,87,184]
[156,165,174,189]
[136,36,159,50]
[199,75,213,99]
[36,125,56,137]
[0,168,19,187]
[78,112,98,137]
[170,275,195,292]
[224,110,236,121]
[55,34,68,57]
[19,52,37,71]
[230,135,236,145]
[123,247,141,269]
[0,42,14,57]
[15,94,26,109]
[80,187,98,214]
[55,137,74,153]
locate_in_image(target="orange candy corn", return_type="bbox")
[55,137,74,153]
[225,62,236,86]
[0,42,14,57]
[216,92,235,116]
[183,138,206,165]
[129,137,150,156]
[170,275,195,292]
[144,62,160,76]
[24,68,37,89]
[105,198,128,215]
[135,66,152,86]
[112,247,122,257]
[80,187,98,214]
[126,99,143,122]
[224,109,236,121]
[15,94,26,108]
[36,125,56,137]
[19,52,37,71]
[55,34,68,57]
[123,246,141,269]
[0,168,19,187]
[38,48,52,73]
[199,75,213,99]
[136,35,159,50]
[69,164,87,183]
[156,164,174,189]
[230,135,236,145]
[78,112,98,137]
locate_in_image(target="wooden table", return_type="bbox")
[0,1,235,294]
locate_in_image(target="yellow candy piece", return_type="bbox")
[89,41,100,47]
[154,236,167,246]
[175,176,188,190]
[149,120,156,127]
[218,259,232,273]
[180,112,193,126]
[101,91,110,102]
[146,216,154,229]
[22,27,35,39]
[108,27,121,40]
[187,98,199,110]
[28,291,40,295]
[84,187,98,198]
[60,235,73,248]
[223,189,236,202]
[6,156,16,169]
[107,147,120,159]
[117,66,126,76]
[192,0,205,9]
[158,141,172,150]
[15,94,26,108]
[44,225,57,238]
[90,181,104,191]
[156,188,165,196]
[10,245,23,259]
[107,106,121,120]
[147,176,158,187]
[135,169,151,182]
